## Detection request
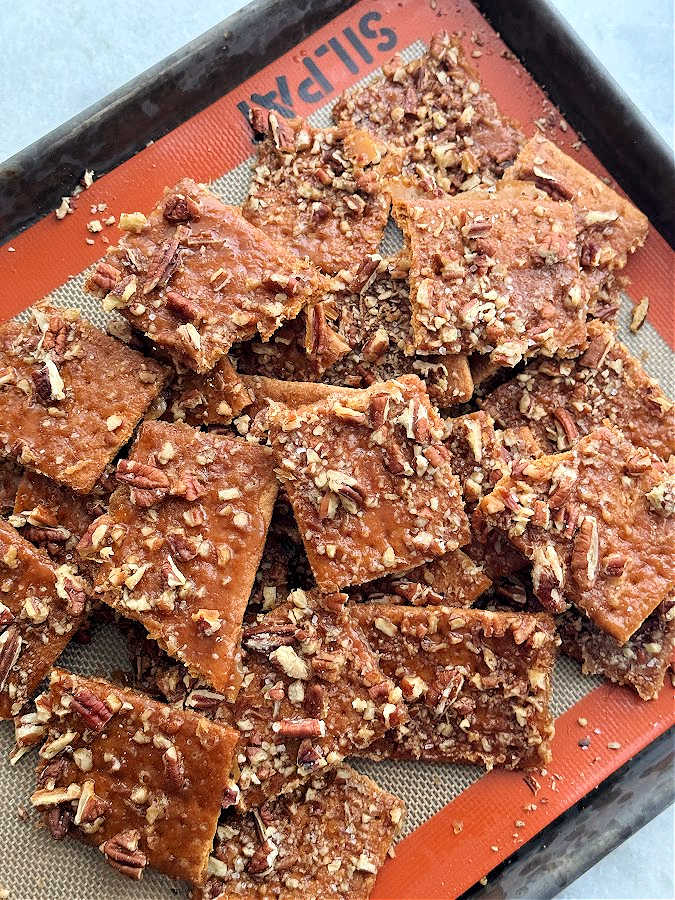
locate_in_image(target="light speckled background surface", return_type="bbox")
[0,2,672,898]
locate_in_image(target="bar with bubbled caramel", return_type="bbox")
[78,420,278,696]
[30,668,238,885]
[352,603,556,769]
[267,375,469,591]
[85,179,331,373]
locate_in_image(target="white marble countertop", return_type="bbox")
[0,2,672,897]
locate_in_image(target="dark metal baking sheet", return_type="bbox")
[0,1,672,895]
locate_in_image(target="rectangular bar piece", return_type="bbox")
[0,306,169,493]
[481,320,675,460]
[333,30,523,196]
[86,179,331,373]
[477,426,675,643]
[392,183,588,364]
[31,668,238,885]
[197,765,404,900]
[243,109,399,274]
[0,519,88,718]
[351,603,556,769]
[502,134,648,311]
[323,254,474,407]
[79,421,278,695]
[267,375,469,591]
[558,595,675,701]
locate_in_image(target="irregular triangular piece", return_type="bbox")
[350,548,491,607]
[232,303,350,384]
[323,254,474,407]
[78,421,278,696]
[502,134,648,312]
[352,604,556,769]
[244,109,400,273]
[197,765,404,900]
[559,594,675,701]
[0,306,169,493]
[393,184,588,364]
[481,320,675,460]
[12,469,113,567]
[0,521,89,718]
[333,30,523,195]
[166,356,253,427]
[86,179,331,372]
[477,426,675,642]
[30,669,238,885]
[267,375,469,591]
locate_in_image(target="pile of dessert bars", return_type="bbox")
[0,31,672,900]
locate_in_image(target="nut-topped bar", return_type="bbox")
[323,254,474,407]
[197,765,404,900]
[166,356,253,427]
[477,426,675,642]
[333,30,523,195]
[502,134,648,311]
[0,520,89,718]
[86,179,331,372]
[352,603,556,769]
[481,320,675,459]
[0,306,169,493]
[393,184,588,365]
[351,549,490,608]
[79,420,278,695]
[244,110,400,274]
[12,469,113,566]
[30,669,239,884]
[559,595,675,701]
[267,375,469,591]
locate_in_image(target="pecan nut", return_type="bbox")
[242,623,301,652]
[0,625,22,692]
[70,688,116,731]
[116,460,170,492]
[99,829,147,880]
[571,515,599,590]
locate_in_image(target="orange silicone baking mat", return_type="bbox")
[0,2,673,899]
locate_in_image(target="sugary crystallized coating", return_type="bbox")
[0,520,88,718]
[196,765,404,900]
[393,184,588,364]
[477,427,675,643]
[0,306,169,493]
[267,375,470,591]
[502,134,648,311]
[481,320,675,460]
[133,589,406,810]
[351,548,491,607]
[333,30,523,195]
[323,254,474,407]
[352,604,556,769]
[559,595,675,701]
[30,669,238,884]
[443,410,508,510]
[78,420,278,695]
[166,356,253,427]
[12,469,112,567]
[85,179,330,373]
[243,109,400,274]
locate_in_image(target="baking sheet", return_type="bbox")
[0,1,673,897]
